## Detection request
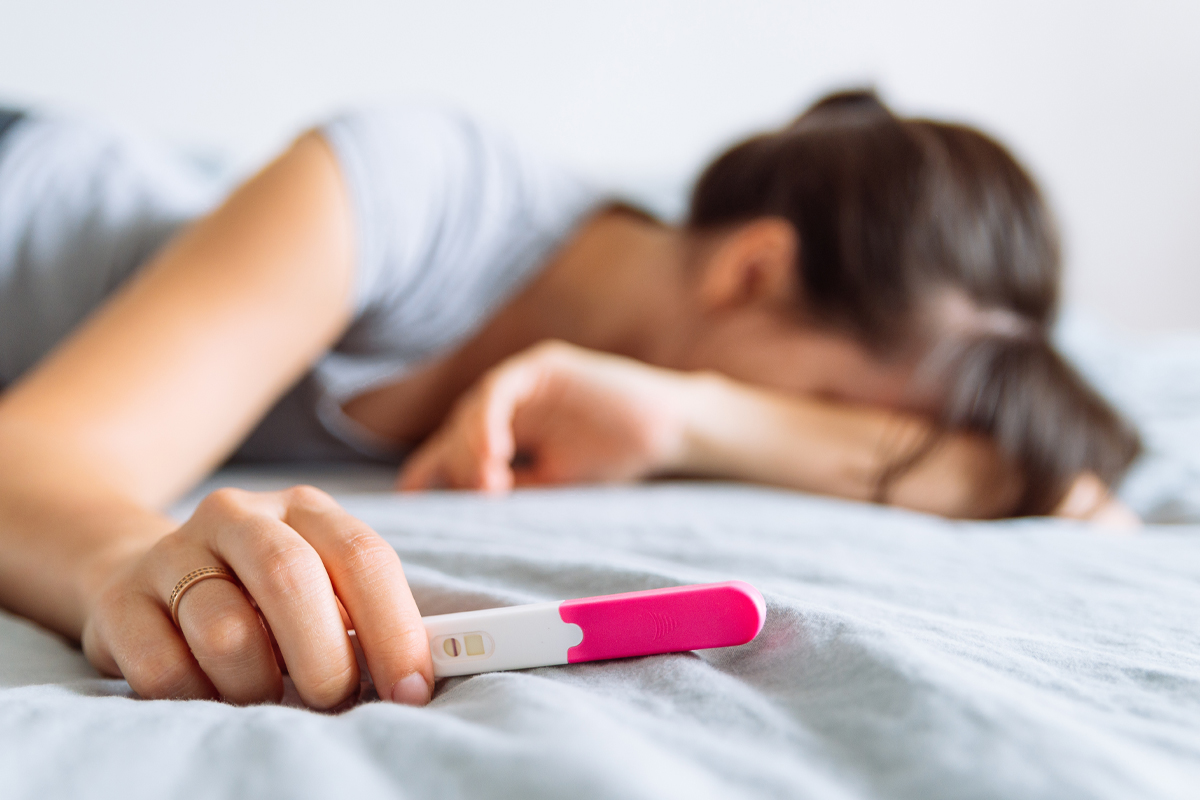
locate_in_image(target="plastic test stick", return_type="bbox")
[422,581,766,678]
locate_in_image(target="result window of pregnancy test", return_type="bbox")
[438,632,492,659]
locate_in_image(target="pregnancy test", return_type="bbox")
[422,581,766,678]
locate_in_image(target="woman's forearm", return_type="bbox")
[0,132,356,637]
[667,372,1023,518]
[398,342,1024,518]
[0,424,173,637]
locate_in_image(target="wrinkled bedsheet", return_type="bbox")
[2,479,1199,800]
[2,314,1199,800]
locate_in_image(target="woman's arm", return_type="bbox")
[0,133,432,706]
[398,340,1028,519]
[667,369,1025,518]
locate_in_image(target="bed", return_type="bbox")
[2,313,1199,800]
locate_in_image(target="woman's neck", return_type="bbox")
[522,206,692,367]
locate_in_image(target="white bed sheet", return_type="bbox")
[2,314,1199,800]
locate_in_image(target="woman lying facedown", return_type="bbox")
[0,92,1139,708]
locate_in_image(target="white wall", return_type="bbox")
[3,0,1198,332]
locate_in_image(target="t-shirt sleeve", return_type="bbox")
[320,105,593,327]
[294,105,597,457]
[320,106,465,319]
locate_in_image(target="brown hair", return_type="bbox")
[687,89,1140,515]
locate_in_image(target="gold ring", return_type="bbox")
[168,566,239,628]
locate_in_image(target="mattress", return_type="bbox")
[1,312,1198,800]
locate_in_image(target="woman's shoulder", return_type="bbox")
[302,104,603,440]
[315,103,597,312]
[319,103,482,158]
[318,102,592,229]
[317,103,563,194]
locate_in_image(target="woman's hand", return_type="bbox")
[399,341,690,492]
[398,339,1027,520]
[81,485,433,708]
[1052,472,1141,529]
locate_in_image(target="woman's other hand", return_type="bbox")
[398,339,1074,522]
[1052,472,1142,529]
[398,341,690,492]
[81,486,432,708]
[396,339,1022,518]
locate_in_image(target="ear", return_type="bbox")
[696,218,798,312]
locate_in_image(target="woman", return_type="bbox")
[0,92,1138,709]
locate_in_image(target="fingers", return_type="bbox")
[399,356,545,492]
[399,339,680,493]
[396,435,453,491]
[1053,472,1141,529]
[1052,472,1108,519]
[139,528,288,705]
[83,585,217,702]
[284,490,432,705]
[86,485,432,710]
[197,490,358,710]
[175,577,283,705]
[197,486,433,708]
[398,398,506,492]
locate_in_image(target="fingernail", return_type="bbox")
[390,673,431,706]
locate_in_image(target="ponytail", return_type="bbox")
[938,335,1141,515]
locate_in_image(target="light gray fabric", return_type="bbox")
[0,115,223,385]
[2,468,1199,800]
[5,314,1199,800]
[239,108,599,462]
[0,108,598,462]
[3,117,1200,800]
[1055,313,1200,523]
[1,314,1199,800]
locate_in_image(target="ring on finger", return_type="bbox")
[168,566,240,628]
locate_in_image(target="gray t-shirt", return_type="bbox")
[0,107,599,462]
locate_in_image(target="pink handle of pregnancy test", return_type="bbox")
[558,580,766,663]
